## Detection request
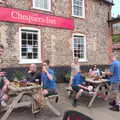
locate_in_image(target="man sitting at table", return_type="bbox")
[41,60,57,97]
[71,72,93,107]
[25,64,41,84]
[0,44,9,107]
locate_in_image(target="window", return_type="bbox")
[19,27,41,64]
[104,0,113,4]
[72,0,85,18]
[33,0,51,11]
[0,0,4,3]
[73,34,87,62]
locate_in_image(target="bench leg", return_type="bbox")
[45,98,60,116]
[88,84,101,107]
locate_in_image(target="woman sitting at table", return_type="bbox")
[89,65,100,77]
[71,72,93,107]
[25,64,41,84]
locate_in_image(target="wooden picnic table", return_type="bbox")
[85,78,109,107]
[0,82,60,120]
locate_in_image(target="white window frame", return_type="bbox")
[72,33,87,62]
[72,0,85,18]
[0,0,4,3]
[32,0,51,12]
[19,27,41,64]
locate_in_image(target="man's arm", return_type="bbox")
[2,78,9,93]
[107,63,114,76]
[46,71,53,80]
[78,84,88,91]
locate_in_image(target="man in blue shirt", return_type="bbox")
[107,55,120,112]
[41,60,57,97]
[71,72,90,107]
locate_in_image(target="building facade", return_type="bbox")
[0,0,112,69]
[110,17,120,60]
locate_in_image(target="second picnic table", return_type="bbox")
[85,78,109,107]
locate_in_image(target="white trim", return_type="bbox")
[72,33,87,62]
[19,27,41,64]
[0,0,4,3]
[32,0,51,12]
[72,0,85,18]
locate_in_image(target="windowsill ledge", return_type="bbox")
[78,59,88,63]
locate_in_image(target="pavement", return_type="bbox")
[0,84,120,120]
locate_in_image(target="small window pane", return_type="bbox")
[22,48,27,52]
[22,33,26,39]
[28,53,32,59]
[33,48,38,52]
[33,41,38,46]
[28,40,32,45]
[22,40,27,45]
[33,34,37,40]
[33,53,38,58]
[28,34,32,40]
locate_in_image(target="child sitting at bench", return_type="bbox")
[71,72,93,107]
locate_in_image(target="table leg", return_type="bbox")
[0,92,24,120]
[45,98,60,116]
[88,84,101,107]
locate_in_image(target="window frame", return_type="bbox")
[72,0,85,18]
[19,27,41,64]
[72,33,87,62]
[32,0,51,12]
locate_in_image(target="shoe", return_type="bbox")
[109,100,116,106]
[1,100,7,107]
[55,96,59,103]
[72,99,77,107]
[110,105,119,112]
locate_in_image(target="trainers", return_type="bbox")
[1,100,7,107]
[110,105,119,112]
[109,100,116,106]
[72,99,77,107]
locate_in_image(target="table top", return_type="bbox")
[8,82,41,92]
[86,78,108,84]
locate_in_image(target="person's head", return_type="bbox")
[109,54,117,62]
[74,57,79,64]
[42,60,50,70]
[92,64,97,70]
[29,64,37,72]
[0,44,4,56]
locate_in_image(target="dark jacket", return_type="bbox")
[25,71,41,84]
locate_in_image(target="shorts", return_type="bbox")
[72,86,80,92]
[45,89,57,97]
[111,84,120,94]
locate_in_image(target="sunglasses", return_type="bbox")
[42,63,47,66]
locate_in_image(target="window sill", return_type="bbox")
[31,7,52,13]
[72,14,85,19]
[19,60,42,64]
[78,59,88,63]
